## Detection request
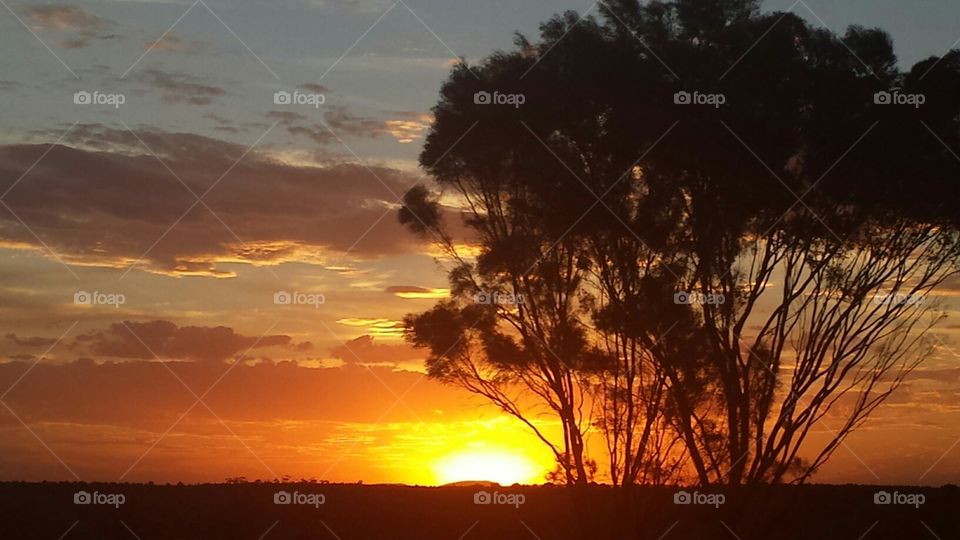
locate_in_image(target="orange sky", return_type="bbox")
[2,0,960,488]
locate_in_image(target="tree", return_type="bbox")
[400,57,603,483]
[595,0,960,486]
[402,0,960,487]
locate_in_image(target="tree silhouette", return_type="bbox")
[402,0,960,488]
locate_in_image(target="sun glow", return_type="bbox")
[433,449,546,486]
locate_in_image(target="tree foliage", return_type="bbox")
[401,0,960,487]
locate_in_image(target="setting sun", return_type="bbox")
[433,449,548,486]
[3,0,960,537]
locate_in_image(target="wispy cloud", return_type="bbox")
[142,32,201,53]
[137,69,227,105]
[23,5,117,49]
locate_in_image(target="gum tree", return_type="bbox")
[402,0,960,488]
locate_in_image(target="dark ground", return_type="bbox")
[0,482,957,539]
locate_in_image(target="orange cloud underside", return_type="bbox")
[393,289,449,299]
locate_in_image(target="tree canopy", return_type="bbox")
[401,0,960,487]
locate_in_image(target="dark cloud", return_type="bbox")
[0,356,461,426]
[385,286,434,294]
[203,113,234,126]
[0,125,427,276]
[329,335,424,366]
[266,111,308,125]
[5,333,56,348]
[324,106,390,138]
[299,83,329,94]
[205,114,246,134]
[286,124,333,145]
[271,106,356,146]
[137,69,226,105]
[74,320,300,363]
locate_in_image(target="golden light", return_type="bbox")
[432,448,546,486]
[392,288,449,299]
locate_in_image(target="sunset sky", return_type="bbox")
[1,0,960,487]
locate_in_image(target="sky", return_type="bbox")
[1,0,960,486]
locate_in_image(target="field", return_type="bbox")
[1,482,957,539]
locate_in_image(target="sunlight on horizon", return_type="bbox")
[432,448,549,486]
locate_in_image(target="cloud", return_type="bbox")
[1,125,428,276]
[0,356,464,427]
[266,111,308,125]
[73,320,303,363]
[904,368,960,383]
[143,33,201,53]
[204,113,247,134]
[276,107,433,145]
[324,106,387,137]
[23,5,106,30]
[23,5,115,48]
[329,335,424,368]
[305,0,396,15]
[384,286,449,299]
[299,83,329,94]
[336,318,404,338]
[5,333,56,348]
[137,69,227,105]
[384,112,432,144]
